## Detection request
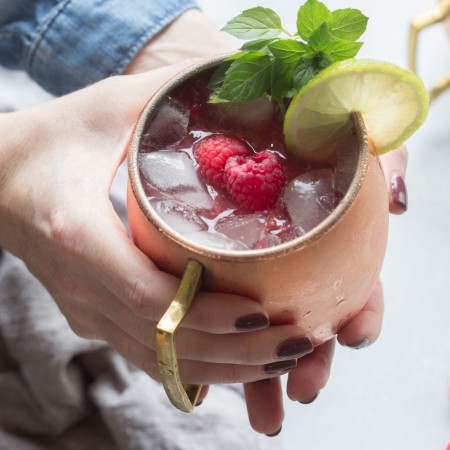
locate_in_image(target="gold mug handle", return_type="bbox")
[409,0,450,103]
[155,259,204,412]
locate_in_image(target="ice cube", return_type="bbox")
[150,199,206,234]
[174,188,215,210]
[184,231,248,251]
[216,213,268,249]
[139,151,197,191]
[141,96,189,150]
[139,151,214,209]
[283,169,335,235]
[255,233,283,249]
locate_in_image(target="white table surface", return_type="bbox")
[1,1,449,449]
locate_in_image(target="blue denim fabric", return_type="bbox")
[0,0,198,96]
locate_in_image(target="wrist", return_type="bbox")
[124,9,236,74]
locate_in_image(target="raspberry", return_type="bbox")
[225,150,286,212]
[194,134,251,187]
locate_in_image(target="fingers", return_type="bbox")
[62,290,313,362]
[62,303,297,385]
[65,280,314,365]
[285,338,336,403]
[379,145,408,214]
[81,209,273,335]
[244,377,284,436]
[59,293,313,385]
[337,278,384,348]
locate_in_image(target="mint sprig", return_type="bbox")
[209,0,368,109]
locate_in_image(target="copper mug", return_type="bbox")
[127,55,389,411]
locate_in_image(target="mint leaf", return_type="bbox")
[328,9,368,41]
[224,51,247,62]
[208,62,232,91]
[241,38,278,52]
[222,7,284,40]
[211,1,368,106]
[307,22,332,53]
[293,52,331,90]
[297,0,330,41]
[212,53,272,103]
[268,41,306,101]
[329,40,363,61]
[271,57,295,101]
[313,52,332,70]
[268,39,307,62]
[293,59,318,89]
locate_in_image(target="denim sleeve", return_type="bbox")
[0,0,199,96]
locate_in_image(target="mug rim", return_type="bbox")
[128,54,370,262]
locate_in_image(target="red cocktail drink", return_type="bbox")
[137,67,359,252]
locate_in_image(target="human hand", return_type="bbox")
[243,146,408,436]
[0,65,321,413]
[124,9,235,75]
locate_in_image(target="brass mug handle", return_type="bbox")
[155,259,204,412]
[409,0,450,103]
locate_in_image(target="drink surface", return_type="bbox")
[138,69,358,251]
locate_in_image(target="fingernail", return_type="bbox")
[235,313,269,331]
[276,337,313,359]
[299,391,319,404]
[266,426,282,437]
[347,337,370,349]
[264,359,297,374]
[195,400,203,407]
[391,173,407,212]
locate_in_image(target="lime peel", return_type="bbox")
[283,58,429,155]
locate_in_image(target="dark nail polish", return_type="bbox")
[347,337,370,349]
[276,337,313,359]
[195,400,203,407]
[235,313,269,331]
[264,359,297,374]
[266,426,282,437]
[299,392,319,404]
[391,174,407,212]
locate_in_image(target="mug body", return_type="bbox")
[127,56,389,345]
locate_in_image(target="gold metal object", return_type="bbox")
[156,259,204,413]
[409,0,450,102]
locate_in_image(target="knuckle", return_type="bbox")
[173,330,195,360]
[147,325,157,350]
[174,336,188,360]
[47,209,85,258]
[58,272,85,300]
[223,364,240,384]
[127,278,151,316]
[45,212,90,300]
[235,343,257,365]
[141,353,161,382]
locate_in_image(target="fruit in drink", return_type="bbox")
[138,67,357,250]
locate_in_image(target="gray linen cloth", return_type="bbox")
[0,163,277,450]
[0,250,277,450]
